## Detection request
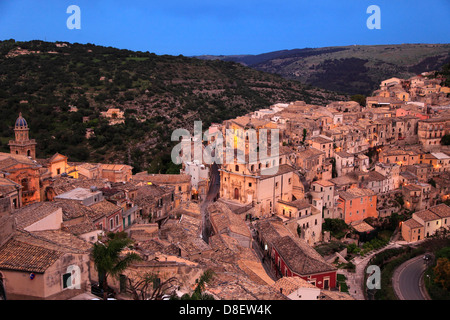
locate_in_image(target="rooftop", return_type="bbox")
[13,202,60,229]
[272,236,336,276]
[402,218,423,229]
[339,187,375,200]
[271,276,317,297]
[414,209,441,222]
[312,180,335,187]
[133,173,191,184]
[209,202,252,238]
[431,152,450,160]
[278,199,311,211]
[0,238,62,273]
[352,221,375,233]
[428,204,450,218]
[296,147,325,160]
[0,229,91,273]
[310,136,333,144]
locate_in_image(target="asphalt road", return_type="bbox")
[395,255,428,300]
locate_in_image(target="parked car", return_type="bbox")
[91,282,116,299]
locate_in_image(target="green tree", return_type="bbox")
[92,232,142,300]
[323,218,349,239]
[433,258,450,290]
[441,134,450,146]
[350,94,366,108]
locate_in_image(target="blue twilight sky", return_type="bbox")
[0,0,449,56]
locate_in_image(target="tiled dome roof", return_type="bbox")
[15,113,28,128]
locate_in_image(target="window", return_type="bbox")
[110,219,114,230]
[115,215,119,226]
[57,168,61,175]
[315,219,317,225]
[235,165,239,172]
[62,273,72,289]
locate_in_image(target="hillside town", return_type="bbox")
[0,71,450,301]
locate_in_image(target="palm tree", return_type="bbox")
[176,269,215,300]
[92,232,142,300]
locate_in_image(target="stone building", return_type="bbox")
[337,187,378,224]
[0,153,42,206]
[418,117,450,151]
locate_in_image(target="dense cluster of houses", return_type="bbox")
[0,71,449,300]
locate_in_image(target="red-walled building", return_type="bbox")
[272,236,337,290]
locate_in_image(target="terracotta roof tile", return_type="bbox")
[272,236,336,276]
[429,204,450,218]
[402,218,423,229]
[13,202,60,229]
[414,209,441,222]
[271,276,317,296]
[0,238,62,273]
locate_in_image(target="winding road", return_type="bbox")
[393,255,430,300]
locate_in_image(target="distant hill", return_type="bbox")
[0,40,346,174]
[195,44,450,95]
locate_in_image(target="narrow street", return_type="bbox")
[200,163,220,243]
[250,231,279,282]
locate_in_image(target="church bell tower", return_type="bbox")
[8,113,37,159]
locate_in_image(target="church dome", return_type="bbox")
[15,113,28,128]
